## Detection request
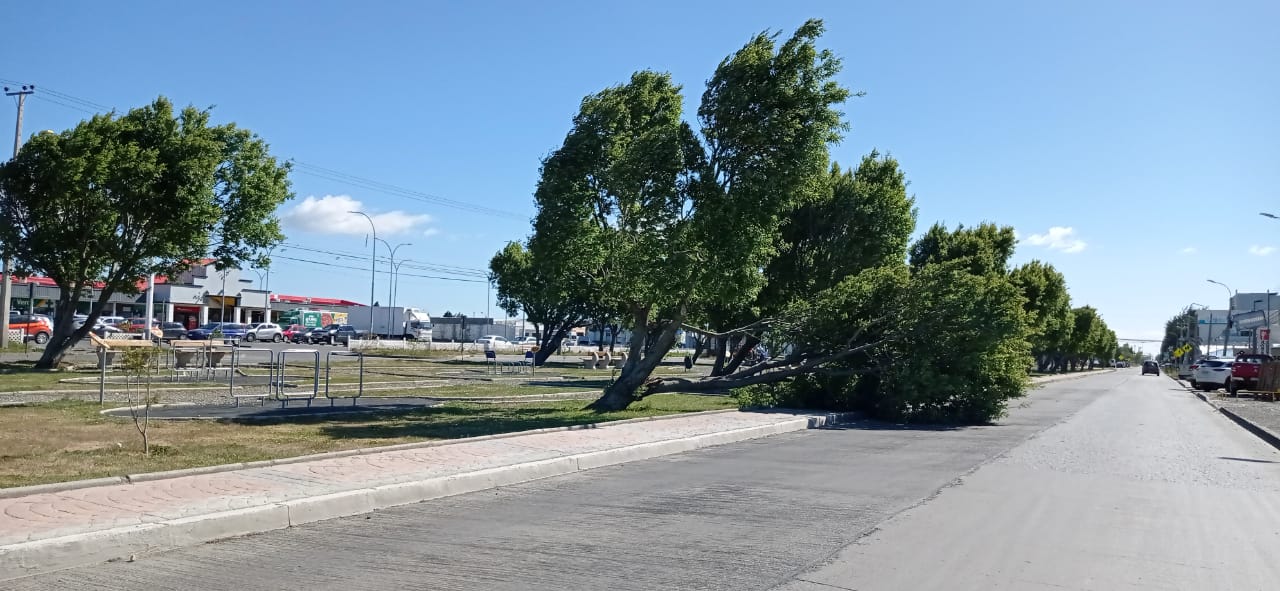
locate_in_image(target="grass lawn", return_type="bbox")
[0,394,736,489]
[0,362,80,391]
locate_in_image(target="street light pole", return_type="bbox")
[374,240,410,338]
[348,211,377,314]
[1207,279,1233,356]
[392,259,412,316]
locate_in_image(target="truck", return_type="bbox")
[277,308,349,330]
[343,306,432,341]
[1228,352,1273,395]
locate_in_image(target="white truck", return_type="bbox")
[344,306,433,341]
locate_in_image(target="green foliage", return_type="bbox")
[1009,261,1073,357]
[876,262,1031,423]
[908,222,1017,276]
[756,260,1031,424]
[488,241,589,360]
[0,97,292,368]
[759,152,917,314]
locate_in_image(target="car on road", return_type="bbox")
[307,324,361,346]
[1228,353,1273,395]
[244,322,284,342]
[475,335,511,349]
[8,314,53,344]
[282,324,308,343]
[1141,360,1160,376]
[1191,359,1234,391]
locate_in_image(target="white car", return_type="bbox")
[1192,359,1233,391]
[244,322,284,342]
[475,335,511,348]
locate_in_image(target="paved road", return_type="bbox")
[13,372,1280,590]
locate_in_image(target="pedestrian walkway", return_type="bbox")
[0,409,837,581]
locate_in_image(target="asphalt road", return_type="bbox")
[13,371,1280,590]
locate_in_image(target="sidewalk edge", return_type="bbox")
[1189,388,1280,451]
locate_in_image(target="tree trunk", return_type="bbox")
[719,334,760,376]
[691,335,707,365]
[36,297,97,369]
[711,337,728,375]
[535,322,573,365]
[608,324,618,353]
[588,312,681,411]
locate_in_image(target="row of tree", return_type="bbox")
[490,20,1119,422]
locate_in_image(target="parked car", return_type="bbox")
[475,335,511,348]
[90,323,123,338]
[1141,360,1160,376]
[515,336,539,347]
[283,324,308,343]
[1228,353,1273,395]
[308,324,361,346]
[1192,359,1234,391]
[97,316,127,327]
[158,322,187,342]
[7,314,53,344]
[244,322,284,343]
[186,322,250,343]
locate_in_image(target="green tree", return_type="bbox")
[524,21,850,410]
[1009,261,1073,372]
[489,241,591,363]
[0,98,292,368]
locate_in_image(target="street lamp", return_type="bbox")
[348,211,377,313]
[375,239,410,338]
[1207,279,1234,356]
[392,259,413,321]
[1262,212,1278,220]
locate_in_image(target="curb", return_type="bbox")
[0,410,847,581]
[1189,389,1280,451]
[1029,369,1117,386]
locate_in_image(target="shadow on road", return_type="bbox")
[1217,456,1279,464]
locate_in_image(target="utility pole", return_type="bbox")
[2,84,34,350]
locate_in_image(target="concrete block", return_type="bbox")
[0,523,168,582]
[285,491,376,527]
[163,504,291,547]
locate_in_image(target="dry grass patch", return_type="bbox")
[0,394,735,489]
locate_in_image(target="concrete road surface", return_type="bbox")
[13,372,1280,590]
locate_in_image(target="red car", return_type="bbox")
[1229,353,1273,395]
[282,324,308,343]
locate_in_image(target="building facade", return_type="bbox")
[7,260,362,329]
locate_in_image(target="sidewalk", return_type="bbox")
[0,409,842,581]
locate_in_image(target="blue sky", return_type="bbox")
[4,0,1278,346]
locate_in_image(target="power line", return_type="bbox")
[290,161,523,220]
[0,77,527,221]
[279,242,488,276]
[273,254,485,283]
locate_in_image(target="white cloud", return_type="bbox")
[1023,226,1087,254]
[422,228,440,238]
[1180,246,1197,254]
[1249,245,1276,256]
[282,195,432,236]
